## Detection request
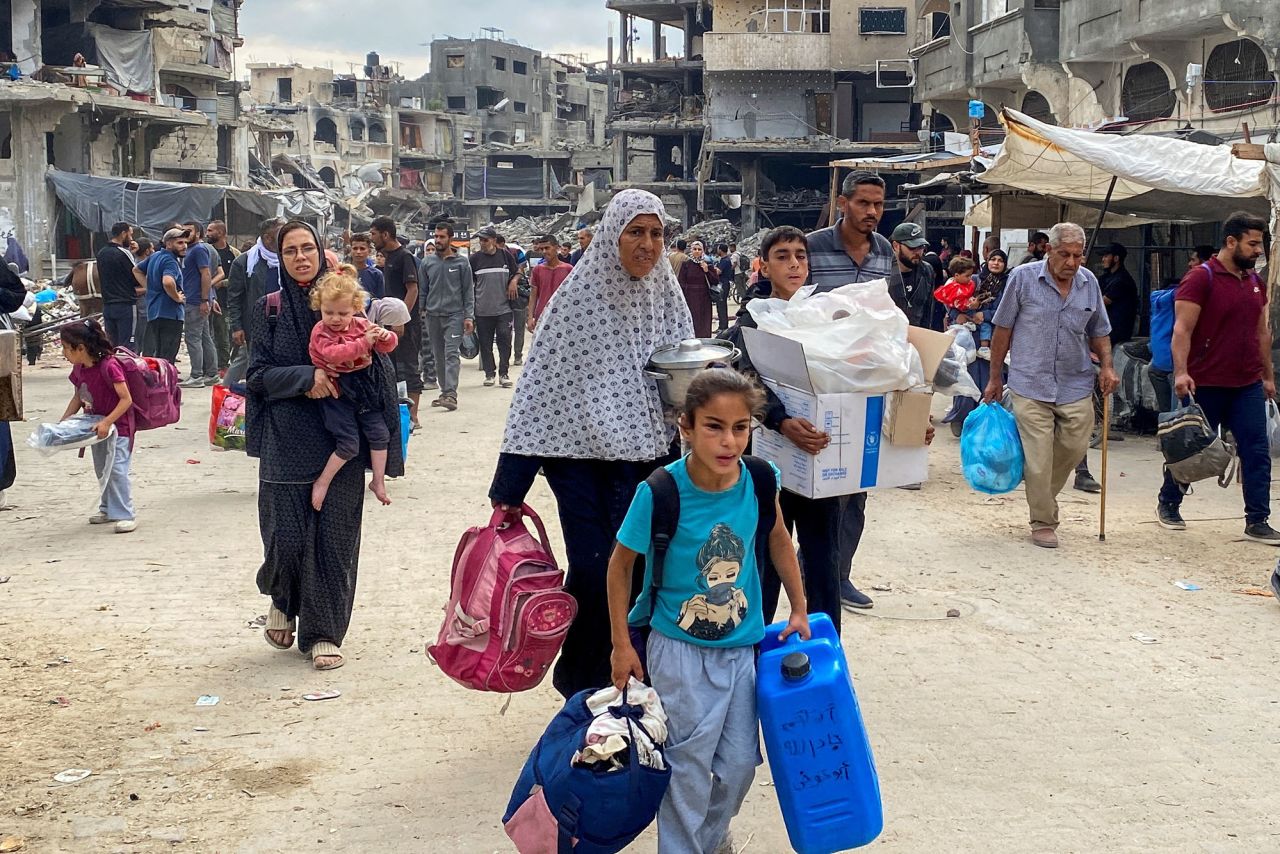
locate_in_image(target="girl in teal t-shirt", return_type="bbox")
[607,367,810,854]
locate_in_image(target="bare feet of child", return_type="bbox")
[369,479,391,506]
[311,480,330,512]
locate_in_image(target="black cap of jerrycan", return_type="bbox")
[782,652,811,682]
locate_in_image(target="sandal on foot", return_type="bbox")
[311,641,344,671]
[264,605,295,650]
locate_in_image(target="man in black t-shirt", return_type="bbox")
[95,222,139,349]
[206,220,238,370]
[1099,242,1138,345]
[372,216,423,425]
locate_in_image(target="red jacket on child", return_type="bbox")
[309,316,398,376]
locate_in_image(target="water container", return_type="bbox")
[399,402,411,462]
[757,613,882,853]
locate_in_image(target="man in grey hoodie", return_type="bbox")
[422,221,475,411]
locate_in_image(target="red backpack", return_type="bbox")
[112,348,181,430]
[427,504,576,693]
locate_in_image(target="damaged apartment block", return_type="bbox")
[607,0,926,233]
[0,0,248,276]
[409,30,612,229]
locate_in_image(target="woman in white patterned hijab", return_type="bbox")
[488,189,693,698]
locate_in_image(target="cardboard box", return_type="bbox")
[742,327,929,499]
[0,330,22,422]
[884,390,933,447]
[907,326,955,384]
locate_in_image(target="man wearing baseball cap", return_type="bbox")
[888,221,936,328]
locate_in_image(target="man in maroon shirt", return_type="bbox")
[527,234,572,333]
[1157,212,1278,543]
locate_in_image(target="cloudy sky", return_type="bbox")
[237,2,647,78]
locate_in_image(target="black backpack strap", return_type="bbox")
[742,456,778,570]
[644,468,679,622]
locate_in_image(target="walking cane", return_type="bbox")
[1099,394,1111,542]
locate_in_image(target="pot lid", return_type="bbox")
[649,338,735,369]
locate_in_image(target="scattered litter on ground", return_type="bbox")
[52,768,92,784]
[303,690,342,702]
[247,614,267,627]
[195,695,220,706]
[1232,588,1273,597]
[144,722,162,732]
[49,696,71,707]
[186,459,201,465]
[870,583,893,592]
[193,727,209,732]
[946,608,962,618]
[0,576,10,583]
[1130,633,1159,644]
[0,836,25,852]
[45,656,72,667]
[1173,581,1202,591]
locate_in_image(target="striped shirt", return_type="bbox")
[992,260,1111,405]
[806,220,896,291]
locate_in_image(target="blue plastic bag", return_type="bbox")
[960,402,1024,494]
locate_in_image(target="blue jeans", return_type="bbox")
[1159,381,1270,524]
[92,434,134,521]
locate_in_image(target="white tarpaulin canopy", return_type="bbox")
[977,109,1276,223]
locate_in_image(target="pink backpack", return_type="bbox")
[112,348,181,431]
[428,504,576,693]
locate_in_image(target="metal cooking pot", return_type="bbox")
[645,338,741,407]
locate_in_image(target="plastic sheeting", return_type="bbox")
[87,24,155,94]
[47,170,281,237]
[977,109,1273,223]
[464,165,544,200]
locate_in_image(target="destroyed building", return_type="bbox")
[405,31,614,229]
[1,0,249,276]
[607,0,928,233]
[914,0,1280,137]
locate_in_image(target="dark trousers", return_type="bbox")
[477,313,513,378]
[1159,381,1271,524]
[211,304,231,369]
[393,317,423,394]
[321,396,390,461]
[714,288,730,331]
[762,491,844,634]
[102,302,136,351]
[1148,366,1175,414]
[143,317,183,363]
[512,306,527,360]
[542,456,665,699]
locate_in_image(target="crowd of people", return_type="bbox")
[5,172,1277,852]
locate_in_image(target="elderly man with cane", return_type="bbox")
[983,222,1119,549]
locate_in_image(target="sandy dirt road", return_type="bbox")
[3,356,1279,853]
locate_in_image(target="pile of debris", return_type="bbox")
[491,212,583,247]
[678,220,768,258]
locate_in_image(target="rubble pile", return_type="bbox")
[679,220,769,258]
[491,213,582,247]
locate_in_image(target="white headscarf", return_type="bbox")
[500,189,694,460]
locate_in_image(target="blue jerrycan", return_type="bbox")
[757,613,883,853]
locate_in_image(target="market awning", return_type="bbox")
[47,169,281,236]
[977,109,1271,223]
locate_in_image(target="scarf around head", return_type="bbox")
[500,189,694,461]
[245,238,279,273]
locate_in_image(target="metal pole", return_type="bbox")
[1085,174,1119,260]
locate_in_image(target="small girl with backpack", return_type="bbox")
[607,366,811,854]
[59,319,137,533]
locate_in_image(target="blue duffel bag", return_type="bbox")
[504,687,670,853]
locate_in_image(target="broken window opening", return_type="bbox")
[368,121,387,144]
[513,60,528,75]
[446,96,467,111]
[493,56,506,71]
[446,54,465,69]
[314,117,338,147]
[764,0,830,34]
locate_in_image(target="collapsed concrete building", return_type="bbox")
[607,0,928,232]
[1,0,249,276]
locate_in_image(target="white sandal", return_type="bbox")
[264,605,295,650]
[311,641,344,671]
